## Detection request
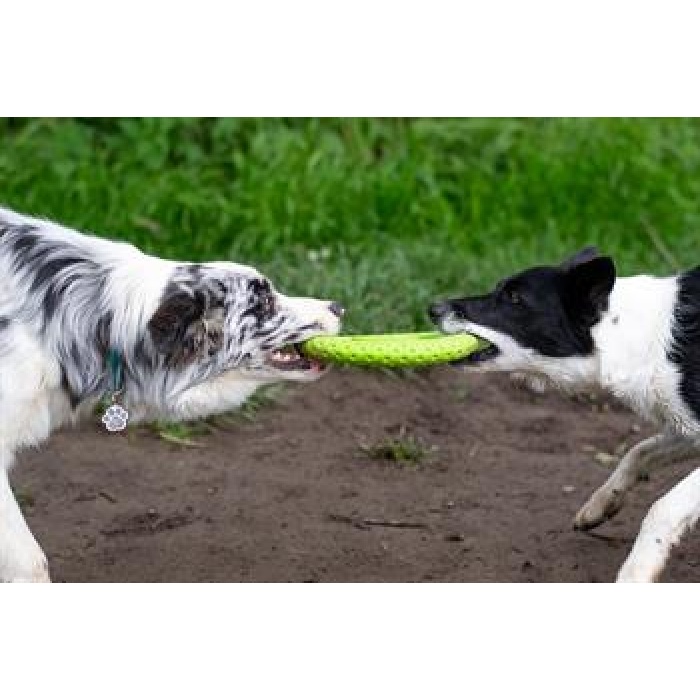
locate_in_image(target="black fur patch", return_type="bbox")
[9,229,42,269]
[148,282,225,366]
[244,278,276,326]
[61,369,81,410]
[30,255,85,290]
[0,316,10,357]
[668,268,700,419]
[35,257,99,322]
[95,311,113,352]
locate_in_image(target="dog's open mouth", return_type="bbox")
[267,343,326,373]
[450,336,501,366]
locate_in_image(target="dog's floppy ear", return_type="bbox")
[148,289,225,365]
[561,254,616,327]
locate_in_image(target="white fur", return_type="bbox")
[593,276,699,433]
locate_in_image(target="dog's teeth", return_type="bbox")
[271,347,302,364]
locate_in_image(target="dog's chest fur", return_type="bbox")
[594,274,700,434]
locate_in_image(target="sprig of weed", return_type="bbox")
[360,426,436,467]
[152,420,212,448]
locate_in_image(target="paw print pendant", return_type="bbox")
[102,402,129,432]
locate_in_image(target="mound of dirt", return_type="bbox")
[13,368,700,582]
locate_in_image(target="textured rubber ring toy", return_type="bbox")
[300,332,486,368]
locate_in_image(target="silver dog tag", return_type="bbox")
[102,401,129,432]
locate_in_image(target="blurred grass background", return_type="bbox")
[1,117,698,332]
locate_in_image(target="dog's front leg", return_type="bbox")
[0,456,50,583]
[574,433,698,531]
[617,466,700,582]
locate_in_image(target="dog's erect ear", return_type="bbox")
[562,255,616,327]
[560,247,601,271]
[148,290,225,364]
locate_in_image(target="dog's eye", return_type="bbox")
[507,289,522,305]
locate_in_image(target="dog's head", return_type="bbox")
[147,262,343,383]
[429,248,615,376]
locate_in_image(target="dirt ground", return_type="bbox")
[13,368,700,582]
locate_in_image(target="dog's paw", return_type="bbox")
[0,556,51,583]
[616,559,662,583]
[574,487,625,531]
[510,372,548,394]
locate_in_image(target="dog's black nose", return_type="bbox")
[329,301,345,318]
[429,302,450,323]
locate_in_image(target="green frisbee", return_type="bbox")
[300,332,486,368]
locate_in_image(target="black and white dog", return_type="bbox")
[0,206,342,582]
[430,248,700,583]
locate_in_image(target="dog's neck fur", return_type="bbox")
[592,274,697,431]
[531,274,695,433]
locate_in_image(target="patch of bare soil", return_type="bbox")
[13,368,700,582]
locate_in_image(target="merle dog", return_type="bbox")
[0,206,342,581]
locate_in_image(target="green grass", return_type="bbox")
[360,427,435,467]
[153,420,212,447]
[1,118,699,332]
